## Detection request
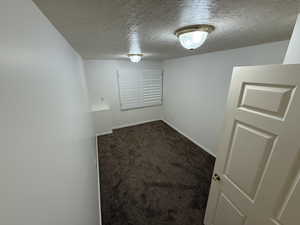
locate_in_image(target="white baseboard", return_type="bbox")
[95,136,102,225]
[96,130,113,136]
[112,119,161,130]
[163,119,216,158]
[96,119,161,136]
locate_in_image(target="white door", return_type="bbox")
[205,64,300,225]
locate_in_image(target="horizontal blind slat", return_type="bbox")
[118,69,162,110]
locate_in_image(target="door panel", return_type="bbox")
[205,65,300,225]
[213,194,245,225]
[225,122,276,199]
[279,178,300,225]
[239,84,294,119]
[273,153,300,225]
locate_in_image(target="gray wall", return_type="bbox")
[284,14,300,64]
[0,1,99,225]
[84,60,163,129]
[163,41,289,156]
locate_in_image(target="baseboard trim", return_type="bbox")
[163,119,216,158]
[96,131,113,136]
[97,119,162,136]
[95,136,102,225]
[112,119,161,130]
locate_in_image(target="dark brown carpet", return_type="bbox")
[98,120,215,225]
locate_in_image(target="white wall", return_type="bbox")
[84,60,163,129]
[163,40,289,156]
[0,1,99,225]
[284,14,300,64]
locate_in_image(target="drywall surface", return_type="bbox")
[33,0,297,60]
[84,60,163,130]
[163,40,289,156]
[284,14,300,64]
[0,1,99,225]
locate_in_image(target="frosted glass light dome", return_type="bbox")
[128,54,143,63]
[175,25,215,50]
[178,31,208,50]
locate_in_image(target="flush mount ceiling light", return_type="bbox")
[128,53,143,63]
[175,24,215,50]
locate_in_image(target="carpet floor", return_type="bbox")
[98,120,215,225]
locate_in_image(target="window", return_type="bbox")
[117,69,163,110]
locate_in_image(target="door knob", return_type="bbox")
[213,173,221,182]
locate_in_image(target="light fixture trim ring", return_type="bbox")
[174,24,215,37]
[128,53,144,57]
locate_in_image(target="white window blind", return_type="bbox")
[117,69,163,110]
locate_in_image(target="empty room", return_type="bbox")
[1,1,300,225]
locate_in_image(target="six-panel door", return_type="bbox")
[204,64,300,225]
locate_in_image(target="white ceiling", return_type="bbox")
[33,0,300,60]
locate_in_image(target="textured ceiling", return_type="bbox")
[33,0,300,60]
